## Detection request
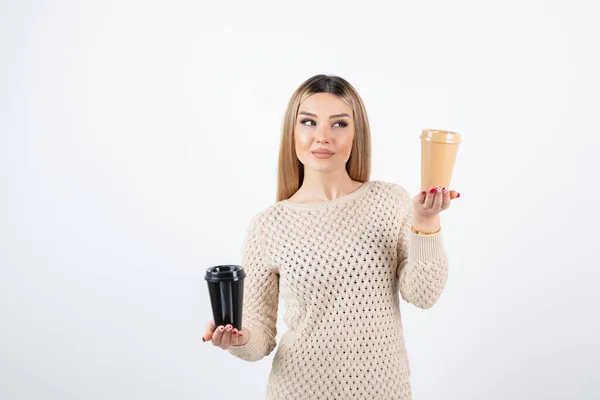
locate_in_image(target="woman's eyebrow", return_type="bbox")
[299,111,351,119]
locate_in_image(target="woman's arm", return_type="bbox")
[227,212,280,362]
[396,188,449,309]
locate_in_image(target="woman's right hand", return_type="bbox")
[203,319,250,349]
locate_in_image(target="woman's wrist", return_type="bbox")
[411,225,441,235]
[411,215,441,234]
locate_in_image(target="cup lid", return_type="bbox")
[420,129,461,144]
[205,264,246,282]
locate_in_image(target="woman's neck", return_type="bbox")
[289,172,363,204]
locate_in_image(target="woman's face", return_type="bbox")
[294,93,355,174]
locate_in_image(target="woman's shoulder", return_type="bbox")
[249,180,412,218]
[245,203,280,230]
[370,179,412,202]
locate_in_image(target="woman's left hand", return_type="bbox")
[412,186,460,220]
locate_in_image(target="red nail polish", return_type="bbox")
[457,192,461,198]
[429,188,436,193]
[421,190,426,195]
[202,337,205,342]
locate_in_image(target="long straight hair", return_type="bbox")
[276,75,372,202]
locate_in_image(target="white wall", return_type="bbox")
[1,1,598,399]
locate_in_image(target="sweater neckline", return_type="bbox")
[280,180,374,211]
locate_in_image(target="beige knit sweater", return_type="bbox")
[227,180,449,399]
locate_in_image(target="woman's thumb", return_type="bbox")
[202,320,216,342]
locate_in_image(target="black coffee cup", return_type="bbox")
[204,265,246,331]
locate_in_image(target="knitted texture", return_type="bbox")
[227,180,449,400]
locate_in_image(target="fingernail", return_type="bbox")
[219,326,224,332]
[457,192,461,198]
[226,325,232,331]
[436,186,442,192]
[202,337,206,342]
[232,329,238,335]
[443,187,447,193]
[421,190,426,195]
[239,332,244,336]
[429,188,436,193]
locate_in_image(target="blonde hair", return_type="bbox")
[276,74,372,202]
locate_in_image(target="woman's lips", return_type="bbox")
[312,151,334,159]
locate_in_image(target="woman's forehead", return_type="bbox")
[299,93,352,116]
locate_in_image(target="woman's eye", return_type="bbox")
[300,119,315,126]
[300,119,347,128]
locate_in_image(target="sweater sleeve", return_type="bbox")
[396,188,449,309]
[227,212,279,362]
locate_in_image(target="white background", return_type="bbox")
[1,1,599,399]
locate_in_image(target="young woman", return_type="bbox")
[203,74,460,399]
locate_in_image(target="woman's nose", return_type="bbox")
[316,125,331,143]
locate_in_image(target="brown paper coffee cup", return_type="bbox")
[420,129,461,190]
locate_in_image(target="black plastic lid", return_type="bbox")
[204,264,246,282]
